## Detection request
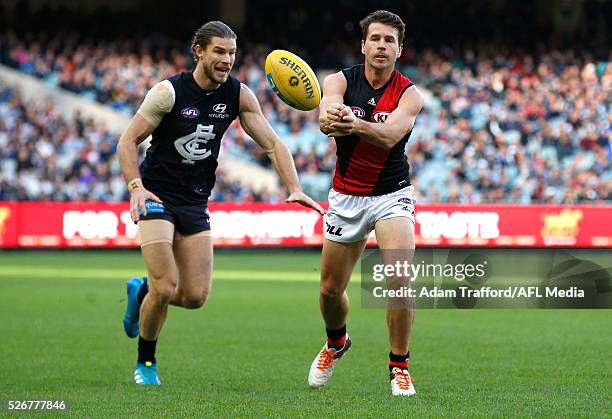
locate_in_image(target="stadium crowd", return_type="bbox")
[0,31,610,204]
[0,86,285,202]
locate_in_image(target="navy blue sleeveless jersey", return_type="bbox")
[140,72,241,204]
[334,64,413,196]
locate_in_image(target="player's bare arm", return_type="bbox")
[117,83,173,222]
[238,84,325,215]
[318,72,347,135]
[329,86,424,150]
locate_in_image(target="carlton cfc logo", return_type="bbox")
[181,107,200,118]
[373,112,390,123]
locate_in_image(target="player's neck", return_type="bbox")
[192,66,221,91]
[364,64,394,90]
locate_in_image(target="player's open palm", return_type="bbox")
[286,191,326,215]
[130,188,163,222]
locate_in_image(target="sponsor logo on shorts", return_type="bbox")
[401,205,415,215]
[144,200,165,214]
[398,197,415,205]
[181,107,200,119]
[325,222,343,236]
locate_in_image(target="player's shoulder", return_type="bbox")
[238,81,256,104]
[165,71,189,85]
[393,69,414,88]
[227,74,242,90]
[155,72,189,99]
[321,70,348,95]
[395,72,424,111]
[384,69,415,104]
[341,64,364,83]
[226,75,242,103]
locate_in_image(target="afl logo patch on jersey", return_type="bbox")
[350,106,365,119]
[373,111,390,123]
[181,107,200,119]
[213,103,227,113]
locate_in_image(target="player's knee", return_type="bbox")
[153,285,177,304]
[148,276,178,303]
[320,281,344,300]
[180,287,209,309]
[181,292,208,309]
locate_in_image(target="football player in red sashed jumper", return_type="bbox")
[307,10,424,396]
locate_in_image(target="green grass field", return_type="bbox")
[0,250,610,417]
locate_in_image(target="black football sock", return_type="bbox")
[138,336,157,364]
[326,325,347,348]
[137,280,149,304]
[389,351,409,372]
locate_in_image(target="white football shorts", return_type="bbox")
[323,186,416,243]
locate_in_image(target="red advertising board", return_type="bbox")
[0,201,610,248]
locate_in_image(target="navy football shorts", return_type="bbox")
[138,198,211,235]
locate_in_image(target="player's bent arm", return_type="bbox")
[117,82,174,220]
[318,72,347,135]
[355,86,423,149]
[330,86,424,150]
[238,84,301,193]
[238,84,326,215]
[117,82,174,183]
[116,114,157,184]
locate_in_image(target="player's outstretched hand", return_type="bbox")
[286,191,326,215]
[130,188,163,222]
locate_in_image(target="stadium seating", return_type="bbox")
[0,31,610,203]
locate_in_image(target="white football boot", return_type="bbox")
[390,367,416,396]
[308,335,352,388]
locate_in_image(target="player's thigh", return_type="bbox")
[320,238,367,296]
[374,217,416,273]
[139,219,179,296]
[172,230,213,297]
[374,217,415,250]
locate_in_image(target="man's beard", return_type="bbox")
[203,65,226,84]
